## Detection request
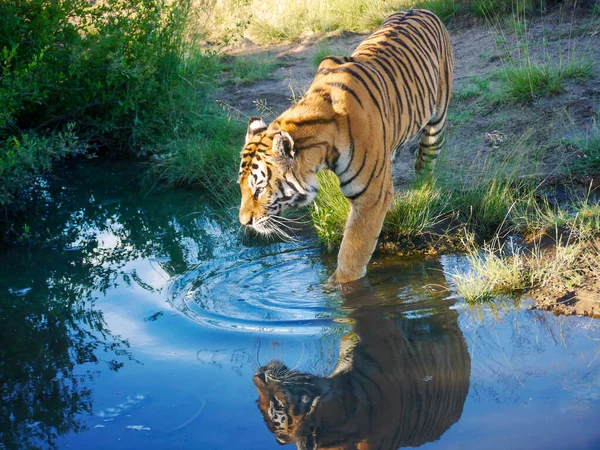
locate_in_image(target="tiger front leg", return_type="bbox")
[329,184,393,284]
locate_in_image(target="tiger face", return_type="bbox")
[238,117,318,236]
[253,361,321,448]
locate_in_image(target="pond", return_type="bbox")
[1,159,599,449]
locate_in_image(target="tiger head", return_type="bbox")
[238,117,318,236]
[253,361,322,449]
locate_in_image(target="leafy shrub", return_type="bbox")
[0,0,193,207]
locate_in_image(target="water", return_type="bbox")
[0,160,599,449]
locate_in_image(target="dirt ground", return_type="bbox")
[216,9,600,316]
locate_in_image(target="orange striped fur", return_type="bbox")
[238,9,454,282]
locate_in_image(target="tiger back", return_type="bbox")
[238,9,454,283]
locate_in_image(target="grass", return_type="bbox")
[312,43,346,68]
[449,226,599,303]
[311,170,544,253]
[450,240,529,303]
[383,181,448,239]
[415,0,459,23]
[566,130,600,174]
[224,54,282,84]
[488,1,597,103]
[311,170,350,251]
[198,1,446,45]
[142,48,247,204]
[195,0,583,45]
[501,58,594,102]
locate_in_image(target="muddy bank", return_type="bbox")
[528,237,600,317]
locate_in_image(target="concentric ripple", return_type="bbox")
[167,242,345,334]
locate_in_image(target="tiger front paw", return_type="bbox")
[328,267,366,284]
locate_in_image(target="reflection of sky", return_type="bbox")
[18,164,598,449]
[62,242,600,449]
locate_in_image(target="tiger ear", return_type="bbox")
[273,131,295,159]
[246,117,267,144]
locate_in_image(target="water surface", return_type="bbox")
[0,160,599,449]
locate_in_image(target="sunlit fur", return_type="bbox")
[238,9,454,282]
[253,308,470,450]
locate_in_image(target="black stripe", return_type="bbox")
[321,56,344,65]
[288,117,335,128]
[325,82,364,108]
[384,42,426,128]
[391,36,436,102]
[321,66,386,125]
[345,162,377,200]
[339,144,368,188]
[337,116,356,176]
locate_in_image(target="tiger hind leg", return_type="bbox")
[415,111,447,173]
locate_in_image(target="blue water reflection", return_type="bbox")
[0,160,598,449]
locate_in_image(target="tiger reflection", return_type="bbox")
[253,287,470,450]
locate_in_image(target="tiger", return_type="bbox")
[252,286,471,450]
[237,9,454,283]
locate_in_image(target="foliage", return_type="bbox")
[0,124,85,206]
[1,0,191,143]
[0,0,203,208]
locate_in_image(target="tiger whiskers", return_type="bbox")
[253,216,298,242]
[271,214,310,226]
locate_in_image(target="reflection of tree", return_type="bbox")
[0,286,128,448]
[253,278,471,450]
[0,160,237,448]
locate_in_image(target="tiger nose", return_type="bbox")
[239,210,253,226]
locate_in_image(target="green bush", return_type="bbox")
[0,0,195,207]
[0,125,85,206]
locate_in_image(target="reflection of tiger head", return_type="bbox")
[253,307,471,450]
[253,361,322,449]
[238,117,319,236]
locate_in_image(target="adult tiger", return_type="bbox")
[238,9,453,283]
[252,283,471,449]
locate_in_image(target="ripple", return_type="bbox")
[167,243,345,334]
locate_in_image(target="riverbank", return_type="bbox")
[2,1,599,316]
[212,2,600,316]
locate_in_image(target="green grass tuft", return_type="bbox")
[450,241,529,303]
[224,54,281,85]
[383,181,448,239]
[311,43,346,68]
[501,58,594,102]
[311,170,350,252]
[416,0,459,23]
